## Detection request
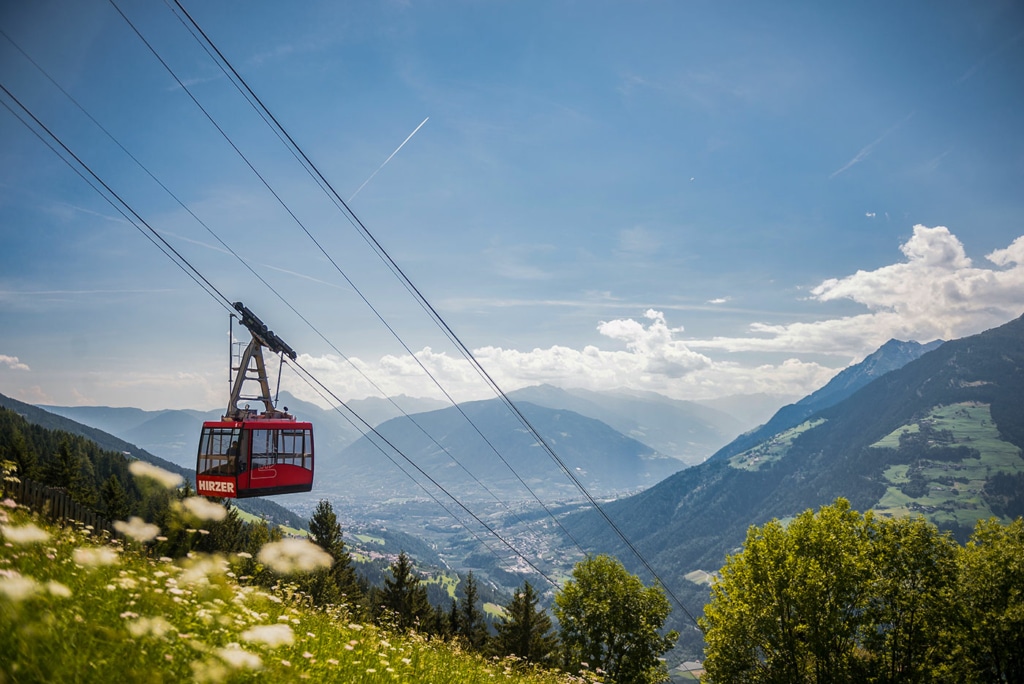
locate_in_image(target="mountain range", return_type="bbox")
[506,385,749,465]
[312,398,685,505]
[568,315,1024,603]
[8,316,1022,664]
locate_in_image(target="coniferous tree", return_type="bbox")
[193,503,246,554]
[99,474,131,521]
[43,438,96,505]
[381,551,431,631]
[3,423,37,480]
[305,500,362,612]
[492,581,558,666]
[448,597,460,639]
[457,572,490,650]
[425,601,451,640]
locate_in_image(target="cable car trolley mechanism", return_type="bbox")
[195,302,314,498]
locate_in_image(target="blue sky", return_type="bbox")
[1,0,1023,411]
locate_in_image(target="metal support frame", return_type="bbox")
[222,302,296,422]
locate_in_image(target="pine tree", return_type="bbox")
[305,500,362,612]
[457,572,489,650]
[381,551,431,631]
[492,581,558,666]
[194,504,246,554]
[448,597,460,639]
[43,438,96,505]
[425,601,451,640]
[99,474,131,521]
[5,424,37,480]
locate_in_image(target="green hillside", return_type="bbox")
[872,402,1022,529]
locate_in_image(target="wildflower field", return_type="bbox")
[0,499,594,683]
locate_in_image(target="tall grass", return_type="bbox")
[0,499,597,683]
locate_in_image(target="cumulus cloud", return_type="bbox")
[292,309,829,403]
[287,225,1023,407]
[0,355,30,371]
[692,226,1024,356]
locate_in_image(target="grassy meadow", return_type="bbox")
[0,500,595,684]
[873,401,1022,528]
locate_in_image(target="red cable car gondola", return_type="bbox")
[196,302,314,498]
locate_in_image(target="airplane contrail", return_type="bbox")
[349,117,430,202]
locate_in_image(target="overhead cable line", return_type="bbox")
[101,0,591,557]
[166,0,698,625]
[286,358,561,587]
[0,24,546,551]
[0,82,235,319]
[164,0,588,554]
[4,8,566,588]
[0,73,559,589]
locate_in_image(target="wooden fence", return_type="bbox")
[3,477,117,537]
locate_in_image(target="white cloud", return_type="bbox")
[288,225,1024,410]
[291,309,832,405]
[0,355,30,371]
[691,226,1024,355]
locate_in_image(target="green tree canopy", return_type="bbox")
[554,554,677,683]
[700,499,984,684]
[954,517,1024,682]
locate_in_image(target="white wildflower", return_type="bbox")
[0,571,39,601]
[73,546,119,567]
[113,517,160,543]
[128,461,183,489]
[256,538,332,575]
[216,645,263,670]
[240,623,294,648]
[0,522,49,545]
[182,497,228,521]
[127,615,175,639]
[180,555,228,585]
